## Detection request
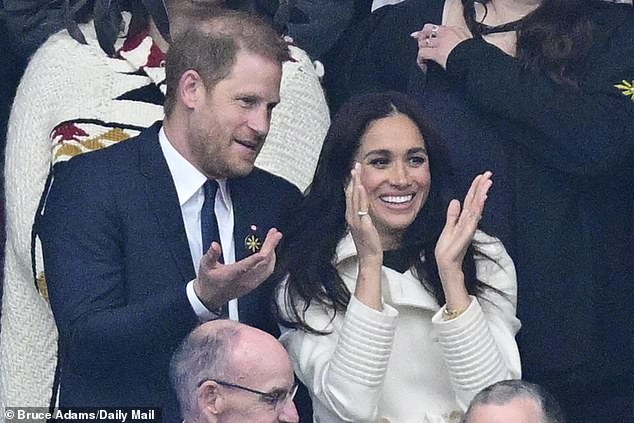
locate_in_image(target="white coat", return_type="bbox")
[279,230,521,423]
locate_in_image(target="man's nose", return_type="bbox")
[278,398,300,423]
[248,106,271,137]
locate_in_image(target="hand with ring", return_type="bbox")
[345,162,382,263]
[411,22,473,70]
[345,162,383,310]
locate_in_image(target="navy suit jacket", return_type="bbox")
[38,123,302,422]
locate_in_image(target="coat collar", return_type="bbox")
[335,233,440,311]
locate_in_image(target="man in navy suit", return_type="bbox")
[37,11,300,422]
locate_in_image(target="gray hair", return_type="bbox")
[169,321,242,421]
[462,380,566,423]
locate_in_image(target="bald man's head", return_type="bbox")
[170,320,298,423]
[462,380,566,423]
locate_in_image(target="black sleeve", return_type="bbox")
[2,0,66,60]
[322,0,437,112]
[445,8,634,176]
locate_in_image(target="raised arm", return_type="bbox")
[345,162,384,311]
[413,9,634,176]
[434,171,492,315]
[279,164,397,422]
[433,172,521,409]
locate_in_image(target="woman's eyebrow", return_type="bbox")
[363,149,392,158]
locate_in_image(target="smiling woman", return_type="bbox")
[274,91,521,423]
[353,113,431,250]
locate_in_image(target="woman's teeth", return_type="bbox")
[381,194,413,204]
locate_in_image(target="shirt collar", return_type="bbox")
[158,126,228,205]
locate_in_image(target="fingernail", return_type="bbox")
[410,31,420,38]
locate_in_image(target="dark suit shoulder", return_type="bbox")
[230,168,302,235]
[247,167,303,199]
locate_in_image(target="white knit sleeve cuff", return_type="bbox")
[329,295,398,387]
[431,296,506,392]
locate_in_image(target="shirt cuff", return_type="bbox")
[186,280,222,322]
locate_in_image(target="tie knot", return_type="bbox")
[204,180,218,200]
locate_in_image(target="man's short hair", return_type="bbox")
[166,0,225,37]
[164,9,290,117]
[170,322,241,421]
[462,379,566,423]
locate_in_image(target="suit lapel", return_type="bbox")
[137,123,196,282]
[229,176,262,262]
[228,175,276,329]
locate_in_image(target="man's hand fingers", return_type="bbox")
[259,228,283,256]
[230,229,281,278]
[202,242,223,266]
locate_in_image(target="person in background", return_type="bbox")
[2,0,182,410]
[276,91,521,422]
[323,0,634,420]
[461,379,566,423]
[0,17,27,310]
[171,320,299,423]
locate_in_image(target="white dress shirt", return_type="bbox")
[159,127,240,321]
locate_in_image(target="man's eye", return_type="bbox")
[261,392,283,405]
[239,98,256,108]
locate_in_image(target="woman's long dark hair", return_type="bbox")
[275,91,486,334]
[55,0,152,56]
[463,0,594,89]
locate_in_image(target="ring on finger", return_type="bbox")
[357,210,369,216]
[431,24,439,38]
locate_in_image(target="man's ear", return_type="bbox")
[197,380,223,420]
[179,69,205,110]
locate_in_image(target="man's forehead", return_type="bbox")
[230,337,293,385]
[230,50,282,75]
[214,55,281,104]
[468,397,543,423]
